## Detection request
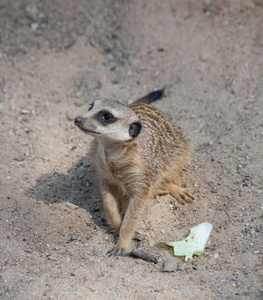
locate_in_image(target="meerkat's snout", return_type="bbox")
[74,116,84,127]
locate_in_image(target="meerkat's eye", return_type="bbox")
[103,113,112,121]
[97,111,116,125]
[88,102,94,111]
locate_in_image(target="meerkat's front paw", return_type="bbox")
[107,246,129,257]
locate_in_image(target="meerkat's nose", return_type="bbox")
[74,116,84,126]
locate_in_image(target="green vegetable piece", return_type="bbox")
[167,222,213,262]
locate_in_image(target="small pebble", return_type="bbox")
[112,76,120,84]
[66,113,76,121]
[25,3,39,21]
[82,157,90,167]
[134,233,146,241]
[66,203,78,210]
[163,256,183,272]
[31,23,39,31]
[14,153,25,161]
[21,109,30,114]
[25,128,32,134]
[222,275,235,281]
[47,256,58,261]
[74,100,84,107]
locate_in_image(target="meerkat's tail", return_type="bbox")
[130,88,165,105]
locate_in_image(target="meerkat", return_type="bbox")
[74,99,193,256]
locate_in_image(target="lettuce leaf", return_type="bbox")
[167,222,213,262]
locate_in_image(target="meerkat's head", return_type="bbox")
[74,99,142,142]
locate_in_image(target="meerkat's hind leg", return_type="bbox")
[163,182,194,204]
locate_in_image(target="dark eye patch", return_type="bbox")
[88,102,94,111]
[97,110,116,125]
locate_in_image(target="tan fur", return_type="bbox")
[75,99,193,255]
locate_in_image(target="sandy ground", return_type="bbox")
[0,0,262,299]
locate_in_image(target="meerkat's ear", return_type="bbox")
[129,122,142,138]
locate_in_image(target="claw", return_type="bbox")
[107,246,128,257]
[177,188,194,204]
[173,189,194,204]
[163,183,194,205]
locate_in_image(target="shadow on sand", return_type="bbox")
[25,154,112,233]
